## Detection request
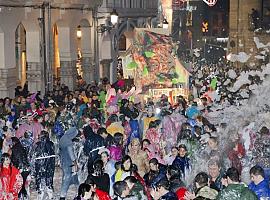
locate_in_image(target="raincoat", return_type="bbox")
[0,165,23,200]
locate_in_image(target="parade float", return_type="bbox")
[121,28,190,103]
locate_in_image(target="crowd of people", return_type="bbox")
[0,70,270,200]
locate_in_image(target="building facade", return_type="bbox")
[228,0,270,66]
[0,0,158,98]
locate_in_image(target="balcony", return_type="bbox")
[99,0,158,18]
[0,0,103,9]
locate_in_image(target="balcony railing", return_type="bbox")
[100,0,158,17]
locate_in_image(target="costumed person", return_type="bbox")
[99,148,116,196]
[125,101,140,144]
[228,141,245,176]
[83,125,104,174]
[172,144,191,179]
[59,127,80,200]
[97,127,113,147]
[10,137,30,199]
[128,138,149,177]
[170,104,186,136]
[105,84,119,116]
[160,100,175,153]
[31,130,55,200]
[144,120,163,162]
[114,155,133,182]
[15,112,42,143]
[108,132,124,162]
[19,130,34,157]
[141,102,157,136]
[0,153,23,200]
[85,159,110,194]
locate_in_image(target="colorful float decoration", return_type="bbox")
[122,29,190,101]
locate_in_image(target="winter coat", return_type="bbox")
[195,186,218,200]
[159,191,178,200]
[216,183,258,200]
[32,138,55,190]
[248,179,270,199]
[0,165,23,200]
[172,156,190,177]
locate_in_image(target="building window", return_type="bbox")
[119,35,127,51]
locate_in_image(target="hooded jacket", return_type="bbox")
[59,127,78,167]
[217,183,258,200]
[83,125,104,160]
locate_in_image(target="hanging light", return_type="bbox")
[162,18,169,29]
[110,9,119,26]
[77,25,82,39]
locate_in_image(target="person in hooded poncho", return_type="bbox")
[0,153,23,200]
[59,127,80,200]
[31,130,55,199]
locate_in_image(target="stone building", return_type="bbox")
[0,0,158,98]
[228,0,270,65]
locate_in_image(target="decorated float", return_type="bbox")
[121,28,190,103]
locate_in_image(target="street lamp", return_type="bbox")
[77,25,82,39]
[162,18,169,29]
[110,9,119,26]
